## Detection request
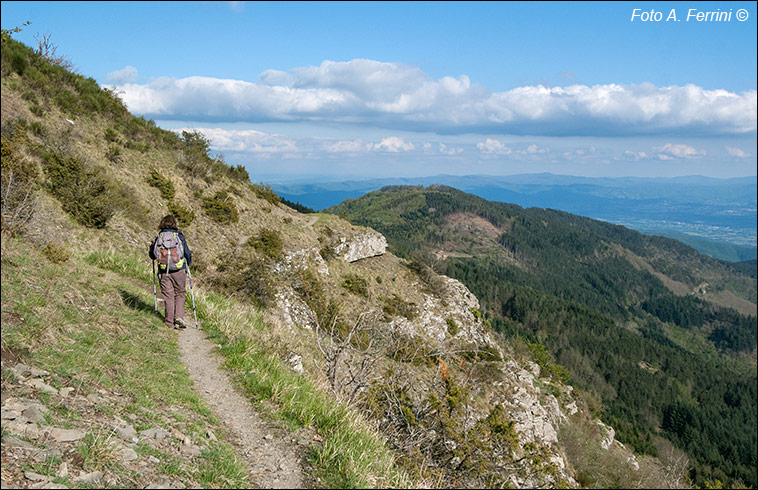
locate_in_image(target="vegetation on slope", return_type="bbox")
[1,28,724,489]
[327,184,758,488]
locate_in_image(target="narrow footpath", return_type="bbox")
[177,327,305,489]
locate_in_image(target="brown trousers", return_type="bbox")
[159,268,186,328]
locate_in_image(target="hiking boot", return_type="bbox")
[174,318,188,329]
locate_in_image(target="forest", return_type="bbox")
[328,184,758,487]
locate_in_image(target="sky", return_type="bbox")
[2,1,757,183]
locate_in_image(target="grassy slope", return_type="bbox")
[1,233,409,488]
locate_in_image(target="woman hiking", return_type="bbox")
[149,215,192,329]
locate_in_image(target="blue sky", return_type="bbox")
[2,1,756,183]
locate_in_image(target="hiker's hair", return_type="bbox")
[158,215,178,231]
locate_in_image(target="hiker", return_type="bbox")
[149,215,192,329]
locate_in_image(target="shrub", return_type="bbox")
[42,241,70,263]
[145,166,175,200]
[251,182,281,205]
[167,201,195,227]
[104,128,118,143]
[247,228,283,259]
[42,151,113,229]
[446,318,459,336]
[342,273,369,297]
[202,190,238,224]
[381,295,418,320]
[214,253,275,308]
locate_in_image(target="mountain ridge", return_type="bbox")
[274,173,758,261]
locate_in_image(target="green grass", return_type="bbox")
[196,279,413,488]
[3,237,413,488]
[1,236,249,488]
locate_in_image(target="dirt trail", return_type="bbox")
[177,327,305,489]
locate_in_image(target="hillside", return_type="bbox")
[273,173,758,261]
[0,32,696,489]
[327,184,758,487]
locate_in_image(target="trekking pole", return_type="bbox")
[186,264,198,328]
[152,259,157,313]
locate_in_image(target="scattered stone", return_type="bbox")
[1,410,19,420]
[28,379,58,395]
[22,406,46,424]
[74,471,103,484]
[205,429,217,442]
[58,387,74,398]
[113,423,138,442]
[2,435,36,449]
[119,447,139,462]
[32,448,62,463]
[140,427,170,440]
[23,471,49,482]
[286,353,304,374]
[48,427,86,442]
[56,462,69,478]
[180,445,201,457]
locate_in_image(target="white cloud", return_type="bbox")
[652,143,706,159]
[372,136,414,152]
[621,150,649,161]
[520,143,549,155]
[477,138,512,154]
[323,139,367,153]
[174,127,298,154]
[106,60,758,136]
[106,66,138,84]
[725,146,749,158]
[439,143,463,155]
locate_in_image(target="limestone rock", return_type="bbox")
[334,231,387,262]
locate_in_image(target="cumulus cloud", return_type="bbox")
[324,139,367,153]
[652,143,706,159]
[621,150,649,161]
[439,143,463,155]
[725,146,749,158]
[372,136,414,152]
[174,127,298,154]
[477,138,512,154]
[106,59,757,136]
[519,143,549,155]
[106,66,138,84]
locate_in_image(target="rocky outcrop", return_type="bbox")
[333,230,387,262]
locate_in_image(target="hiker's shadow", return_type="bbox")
[119,289,162,320]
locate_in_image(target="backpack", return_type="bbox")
[153,230,185,273]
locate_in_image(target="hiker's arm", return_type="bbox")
[180,234,192,265]
[148,239,157,260]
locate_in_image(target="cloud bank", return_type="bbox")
[107,59,756,137]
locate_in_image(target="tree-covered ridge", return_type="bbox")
[327,185,758,487]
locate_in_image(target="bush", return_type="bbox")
[42,241,70,263]
[202,191,238,224]
[167,201,195,227]
[381,295,418,320]
[42,151,113,229]
[247,228,283,259]
[342,273,369,297]
[251,182,281,205]
[145,167,175,200]
[214,253,275,308]
[446,318,459,336]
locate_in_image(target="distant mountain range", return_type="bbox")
[272,174,757,261]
